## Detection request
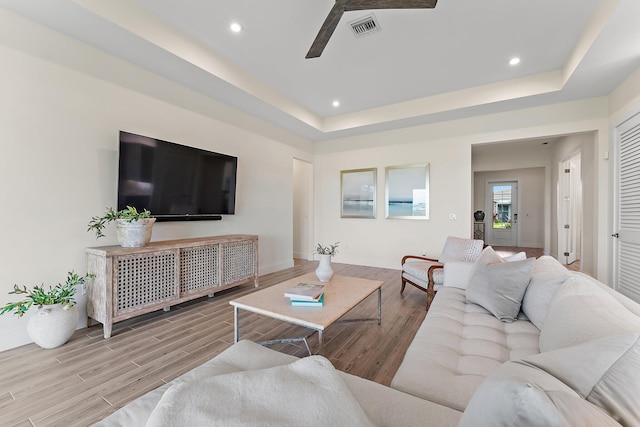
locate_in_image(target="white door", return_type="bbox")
[558,153,582,265]
[614,112,640,303]
[485,181,518,246]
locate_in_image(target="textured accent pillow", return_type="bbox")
[438,236,484,263]
[466,256,535,322]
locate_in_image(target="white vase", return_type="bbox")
[115,218,156,247]
[315,254,334,282]
[27,303,78,349]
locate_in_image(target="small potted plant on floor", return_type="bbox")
[315,242,339,282]
[88,206,155,247]
[1,271,94,349]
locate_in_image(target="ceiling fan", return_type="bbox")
[306,0,438,59]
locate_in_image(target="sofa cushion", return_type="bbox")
[540,276,640,352]
[438,236,484,263]
[521,256,571,330]
[458,347,624,427]
[390,287,540,411]
[466,249,535,322]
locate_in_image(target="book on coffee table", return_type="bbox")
[284,283,325,301]
[291,294,325,307]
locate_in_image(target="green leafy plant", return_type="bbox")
[0,271,94,317]
[316,242,339,256]
[87,206,152,239]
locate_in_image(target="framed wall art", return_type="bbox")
[385,163,430,219]
[340,168,377,218]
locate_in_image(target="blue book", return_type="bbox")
[291,293,324,307]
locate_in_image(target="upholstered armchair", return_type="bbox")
[401,236,484,310]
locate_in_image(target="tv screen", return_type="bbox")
[118,131,237,221]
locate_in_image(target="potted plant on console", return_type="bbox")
[1,271,94,349]
[315,242,339,282]
[88,206,155,248]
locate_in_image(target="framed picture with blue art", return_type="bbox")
[385,163,430,219]
[340,168,377,218]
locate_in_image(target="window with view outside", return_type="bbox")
[492,185,512,229]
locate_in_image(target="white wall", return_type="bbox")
[0,19,313,351]
[315,98,612,275]
[315,139,472,269]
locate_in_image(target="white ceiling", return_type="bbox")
[1,0,639,141]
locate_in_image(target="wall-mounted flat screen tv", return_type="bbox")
[118,131,237,221]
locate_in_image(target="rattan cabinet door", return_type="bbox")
[221,240,256,286]
[113,250,179,316]
[179,244,220,296]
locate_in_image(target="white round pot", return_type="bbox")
[315,254,334,282]
[27,304,78,349]
[115,218,156,247]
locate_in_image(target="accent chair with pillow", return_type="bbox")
[401,236,484,309]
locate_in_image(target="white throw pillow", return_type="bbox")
[466,254,535,322]
[145,356,373,427]
[443,250,526,290]
[502,251,526,262]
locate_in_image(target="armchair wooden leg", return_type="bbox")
[400,277,406,294]
[426,290,435,311]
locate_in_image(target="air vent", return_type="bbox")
[349,14,381,38]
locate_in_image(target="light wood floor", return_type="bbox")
[1,248,566,426]
[0,260,429,427]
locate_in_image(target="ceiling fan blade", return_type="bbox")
[345,0,437,11]
[306,1,347,59]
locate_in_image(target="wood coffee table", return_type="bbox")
[229,273,382,355]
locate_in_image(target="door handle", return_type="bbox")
[612,233,619,238]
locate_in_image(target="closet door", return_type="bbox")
[614,112,640,303]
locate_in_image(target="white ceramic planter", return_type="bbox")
[315,254,334,282]
[115,218,156,247]
[27,304,78,349]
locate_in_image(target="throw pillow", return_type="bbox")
[502,251,526,262]
[466,256,535,322]
[520,333,640,426]
[443,250,526,290]
[145,355,373,427]
[458,338,628,427]
[521,270,569,330]
[438,236,484,263]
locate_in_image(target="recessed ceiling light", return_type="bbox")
[230,22,243,33]
[332,100,340,108]
[509,57,521,66]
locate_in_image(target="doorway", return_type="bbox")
[485,181,518,246]
[293,159,313,260]
[557,152,582,266]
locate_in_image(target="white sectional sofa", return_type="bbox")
[95,250,640,426]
